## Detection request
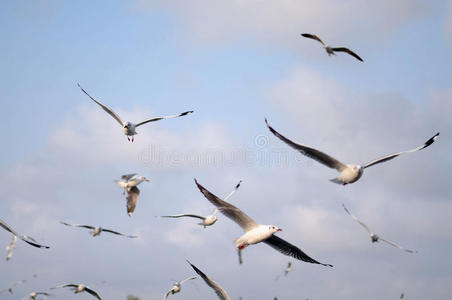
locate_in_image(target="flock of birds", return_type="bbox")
[1,33,441,300]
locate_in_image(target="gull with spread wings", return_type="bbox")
[163,276,197,300]
[187,260,231,300]
[51,284,101,300]
[0,219,49,249]
[60,222,137,238]
[194,179,332,267]
[265,119,439,185]
[300,33,363,62]
[116,174,150,216]
[78,83,193,142]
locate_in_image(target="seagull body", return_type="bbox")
[5,235,17,260]
[187,261,231,300]
[78,84,193,142]
[116,174,149,216]
[162,180,242,228]
[265,119,439,185]
[23,292,52,300]
[163,276,197,300]
[342,204,417,253]
[0,219,49,249]
[52,284,101,300]
[60,222,137,238]
[194,179,332,266]
[301,33,363,62]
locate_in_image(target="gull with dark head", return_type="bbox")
[78,83,193,142]
[52,284,101,300]
[343,204,417,253]
[265,119,439,185]
[194,179,332,267]
[116,174,150,216]
[187,260,231,300]
[0,219,49,249]
[5,235,17,260]
[163,276,197,300]
[161,180,242,228]
[60,222,137,238]
[301,33,363,62]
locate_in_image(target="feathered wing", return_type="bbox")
[263,235,332,267]
[84,287,102,300]
[101,228,138,238]
[300,33,326,46]
[342,204,373,234]
[379,237,417,253]
[194,179,258,232]
[163,290,171,300]
[187,261,231,300]
[126,186,140,216]
[265,119,347,171]
[161,214,206,221]
[60,222,95,230]
[77,84,123,126]
[135,111,193,127]
[121,173,137,181]
[363,132,439,169]
[331,47,363,61]
[0,219,49,249]
[179,276,197,285]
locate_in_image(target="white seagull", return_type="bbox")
[194,179,332,267]
[5,235,17,261]
[22,292,52,300]
[265,119,439,185]
[161,180,242,228]
[51,284,101,300]
[301,33,363,62]
[0,219,49,249]
[187,260,231,300]
[116,174,150,216]
[78,83,193,142]
[60,222,138,238]
[342,204,417,253]
[163,276,197,300]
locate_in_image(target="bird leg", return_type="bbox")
[127,136,130,141]
[238,242,249,250]
[131,136,134,142]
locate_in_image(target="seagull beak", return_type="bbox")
[277,228,282,232]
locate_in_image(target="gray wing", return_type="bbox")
[77,83,124,126]
[301,33,325,46]
[263,235,332,267]
[135,111,193,127]
[342,204,373,235]
[179,276,197,285]
[84,287,102,300]
[363,132,439,168]
[0,219,49,249]
[121,173,137,181]
[126,186,140,216]
[187,261,231,300]
[101,228,138,238]
[331,47,363,61]
[161,214,206,220]
[194,179,258,232]
[51,283,78,289]
[60,222,95,230]
[265,119,347,171]
[379,237,417,253]
[223,180,242,201]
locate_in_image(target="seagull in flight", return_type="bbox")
[265,119,439,185]
[187,260,231,300]
[5,235,17,261]
[0,219,49,249]
[300,33,363,61]
[275,262,293,280]
[51,284,101,300]
[342,204,417,253]
[161,180,242,228]
[60,222,138,238]
[116,174,150,216]
[22,292,52,300]
[78,83,193,142]
[163,276,197,300]
[194,179,332,267]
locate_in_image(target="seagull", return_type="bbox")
[300,33,363,62]
[265,119,439,185]
[78,83,193,142]
[51,284,101,300]
[194,179,332,267]
[0,280,27,294]
[342,204,417,253]
[163,276,197,300]
[284,262,292,276]
[116,174,150,216]
[5,235,17,260]
[187,260,231,300]
[22,292,52,300]
[161,180,242,228]
[60,222,138,238]
[0,219,49,249]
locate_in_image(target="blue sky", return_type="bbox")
[0,1,451,300]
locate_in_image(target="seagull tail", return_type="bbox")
[329,178,342,185]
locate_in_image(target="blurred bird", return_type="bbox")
[5,235,17,260]
[51,284,101,300]
[22,291,52,299]
[60,222,137,238]
[163,276,197,300]
[116,174,150,216]
[187,260,230,300]
[0,280,27,294]
[300,33,363,61]
[0,219,49,249]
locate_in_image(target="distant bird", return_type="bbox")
[78,83,193,142]
[60,222,137,238]
[400,293,404,299]
[22,292,52,299]
[116,174,150,216]
[300,33,363,61]
[163,276,197,300]
[265,119,439,185]
[0,219,49,249]
[194,179,332,267]
[284,262,292,276]
[161,180,242,228]
[187,260,231,300]
[342,204,417,253]
[5,235,17,260]
[0,280,27,294]
[51,284,101,300]
[237,249,243,265]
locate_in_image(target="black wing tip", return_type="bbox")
[424,132,440,148]
[301,33,311,37]
[181,110,194,116]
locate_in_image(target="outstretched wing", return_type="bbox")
[161,214,206,220]
[121,173,137,181]
[126,186,140,216]
[342,204,373,235]
[187,261,231,300]
[300,33,325,46]
[379,237,417,253]
[84,287,102,300]
[264,235,332,267]
[101,228,138,238]
[265,119,347,171]
[179,276,197,285]
[60,222,95,230]
[0,219,49,249]
[223,180,242,201]
[363,132,439,169]
[135,111,193,127]
[331,47,363,61]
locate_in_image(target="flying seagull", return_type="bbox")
[60,222,138,238]
[22,292,52,300]
[265,119,439,185]
[342,204,417,253]
[0,280,27,294]
[187,260,231,300]
[5,235,17,261]
[78,83,193,142]
[275,262,293,281]
[161,180,242,228]
[51,284,101,300]
[116,174,150,216]
[300,33,363,62]
[0,219,49,249]
[194,179,332,267]
[163,276,197,300]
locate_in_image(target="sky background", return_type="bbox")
[0,1,451,299]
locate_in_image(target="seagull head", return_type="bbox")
[268,225,282,233]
